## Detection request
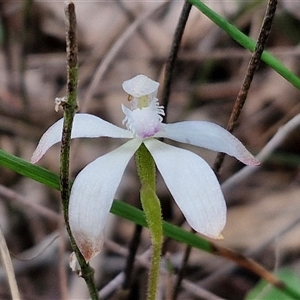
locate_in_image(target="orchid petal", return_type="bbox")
[155,122,259,165]
[31,113,133,163]
[144,139,226,238]
[69,139,141,262]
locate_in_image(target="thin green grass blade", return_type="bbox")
[0,150,59,190]
[189,0,300,90]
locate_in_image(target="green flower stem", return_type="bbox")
[136,143,163,300]
[140,184,163,300]
[189,0,300,90]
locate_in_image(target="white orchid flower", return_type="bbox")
[31,74,258,262]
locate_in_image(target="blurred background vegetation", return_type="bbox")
[0,1,300,299]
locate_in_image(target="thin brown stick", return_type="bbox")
[173,1,277,298]
[161,0,192,120]
[222,113,300,194]
[60,3,99,299]
[172,240,192,299]
[81,2,169,113]
[212,244,283,287]
[159,2,193,299]
[0,224,20,299]
[213,0,278,173]
[0,3,14,92]
[122,224,142,294]
[200,214,300,291]
[19,0,34,112]
[0,184,61,222]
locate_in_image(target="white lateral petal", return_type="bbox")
[69,139,141,262]
[31,113,133,163]
[144,139,226,238]
[155,122,259,165]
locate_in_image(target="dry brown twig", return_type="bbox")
[222,113,300,194]
[213,0,278,173]
[0,184,61,223]
[81,1,170,113]
[0,224,20,300]
[100,241,225,300]
[199,213,300,289]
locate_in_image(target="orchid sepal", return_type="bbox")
[31,113,133,164]
[156,122,259,166]
[69,139,141,262]
[144,139,226,238]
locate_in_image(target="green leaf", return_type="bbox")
[0,150,59,190]
[189,0,300,90]
[246,269,300,300]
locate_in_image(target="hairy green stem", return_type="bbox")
[60,3,99,299]
[136,144,163,300]
[141,184,163,300]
